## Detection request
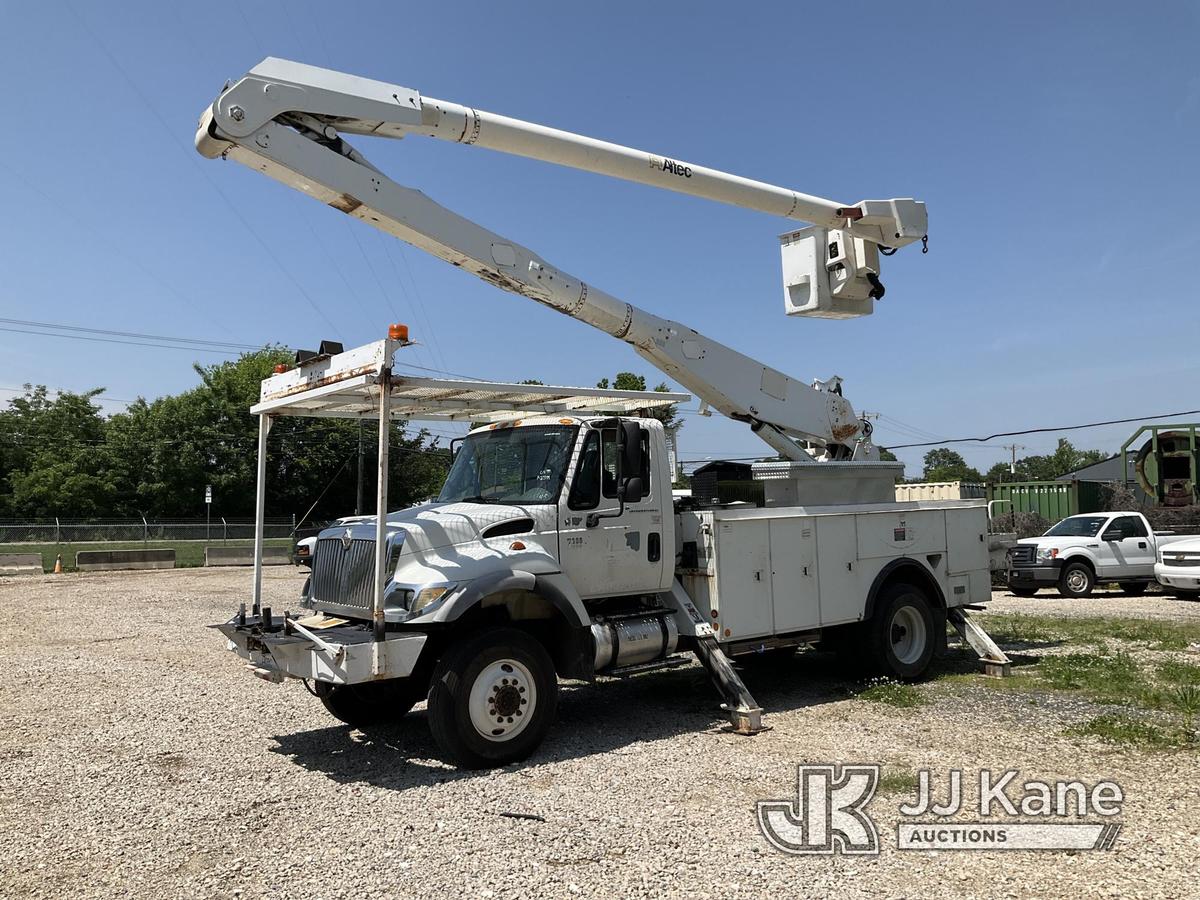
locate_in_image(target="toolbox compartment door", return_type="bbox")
[769,517,819,632]
[945,507,989,576]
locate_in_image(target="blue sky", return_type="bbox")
[1,1,1197,477]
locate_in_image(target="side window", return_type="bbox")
[1104,517,1138,540]
[1123,516,1148,538]
[567,431,601,510]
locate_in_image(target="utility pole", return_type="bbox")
[1002,444,1026,478]
[355,420,365,516]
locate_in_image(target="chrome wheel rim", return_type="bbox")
[1066,570,1089,592]
[889,605,927,665]
[468,658,536,742]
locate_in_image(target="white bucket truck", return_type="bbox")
[199,60,1004,767]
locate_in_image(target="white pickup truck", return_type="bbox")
[1006,512,1200,598]
[1155,537,1200,599]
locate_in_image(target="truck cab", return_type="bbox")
[301,415,674,628]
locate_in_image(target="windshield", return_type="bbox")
[438,425,578,505]
[1044,516,1107,537]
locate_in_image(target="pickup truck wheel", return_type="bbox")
[866,584,935,679]
[1058,562,1095,598]
[1173,590,1200,601]
[1117,582,1149,596]
[1010,588,1038,598]
[427,627,558,769]
[313,678,425,728]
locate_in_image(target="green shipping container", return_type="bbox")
[988,481,1104,521]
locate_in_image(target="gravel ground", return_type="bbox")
[2,570,1199,899]
[986,587,1200,622]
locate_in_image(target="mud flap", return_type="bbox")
[692,636,766,734]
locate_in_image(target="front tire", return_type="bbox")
[428,627,558,769]
[1117,582,1149,596]
[1058,562,1095,598]
[314,678,426,728]
[866,583,935,680]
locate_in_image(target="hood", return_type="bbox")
[320,501,554,553]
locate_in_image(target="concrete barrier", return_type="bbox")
[0,553,44,576]
[205,546,292,567]
[76,549,176,571]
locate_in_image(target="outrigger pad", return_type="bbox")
[947,607,1012,678]
[692,636,767,734]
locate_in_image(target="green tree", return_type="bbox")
[985,439,1108,483]
[597,371,683,433]
[0,386,116,517]
[0,349,449,522]
[921,448,983,483]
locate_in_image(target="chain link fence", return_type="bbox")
[0,517,296,544]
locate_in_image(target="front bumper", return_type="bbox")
[1155,563,1200,593]
[1007,562,1062,588]
[212,614,427,685]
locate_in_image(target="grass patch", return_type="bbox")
[979,613,1055,645]
[0,539,294,572]
[1158,659,1200,687]
[877,769,920,795]
[858,679,924,708]
[976,614,1200,651]
[1038,650,1143,701]
[1067,715,1188,750]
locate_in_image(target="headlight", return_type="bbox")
[1036,547,1059,562]
[411,583,457,613]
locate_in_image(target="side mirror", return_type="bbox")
[619,420,643,479]
[619,476,644,502]
[1102,532,1121,541]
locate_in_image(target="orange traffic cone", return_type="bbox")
[53,554,62,574]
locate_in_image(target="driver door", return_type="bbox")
[1100,515,1155,578]
[558,426,663,598]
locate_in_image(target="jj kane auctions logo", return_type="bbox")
[757,765,1123,854]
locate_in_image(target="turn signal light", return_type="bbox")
[273,364,289,374]
[510,541,526,551]
[389,323,410,342]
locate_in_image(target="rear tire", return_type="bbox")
[865,583,935,680]
[1058,562,1095,598]
[1010,588,1038,598]
[1117,582,1149,596]
[314,677,426,728]
[427,627,558,769]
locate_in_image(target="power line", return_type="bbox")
[65,2,343,339]
[0,326,243,356]
[0,317,261,351]
[886,409,1200,450]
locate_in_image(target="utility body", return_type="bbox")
[1007,512,1200,598]
[198,60,1002,768]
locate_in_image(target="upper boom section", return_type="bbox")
[199,58,926,250]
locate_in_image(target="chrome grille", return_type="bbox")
[1162,555,1200,568]
[1008,545,1036,566]
[311,537,377,611]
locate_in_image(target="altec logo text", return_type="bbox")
[649,155,693,178]
[757,765,1123,854]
